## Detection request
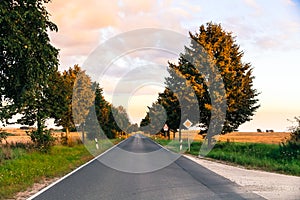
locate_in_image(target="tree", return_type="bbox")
[0,0,59,151]
[84,83,132,140]
[112,105,131,135]
[127,123,139,133]
[140,103,167,135]
[49,65,83,142]
[85,82,110,140]
[72,69,95,143]
[146,22,260,146]
[104,105,131,138]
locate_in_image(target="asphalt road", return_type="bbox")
[31,134,265,200]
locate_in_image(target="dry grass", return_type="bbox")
[2,128,291,145]
[0,128,81,145]
[171,130,290,144]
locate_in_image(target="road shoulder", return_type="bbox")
[184,154,300,200]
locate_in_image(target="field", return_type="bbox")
[169,130,290,144]
[0,128,81,145]
[0,130,123,200]
[1,128,291,145]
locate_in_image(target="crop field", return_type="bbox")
[1,128,291,145]
[170,130,290,144]
[0,128,81,145]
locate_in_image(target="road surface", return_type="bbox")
[30,134,265,200]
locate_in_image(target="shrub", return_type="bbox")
[288,117,300,144]
[0,146,12,160]
[278,117,300,161]
[0,131,9,144]
[27,129,55,153]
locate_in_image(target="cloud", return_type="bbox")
[120,0,154,13]
[218,0,300,52]
[243,0,263,16]
[46,0,190,69]
[46,0,119,68]
[47,0,118,30]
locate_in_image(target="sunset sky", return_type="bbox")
[46,0,300,132]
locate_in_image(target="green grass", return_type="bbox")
[0,138,122,199]
[155,138,300,176]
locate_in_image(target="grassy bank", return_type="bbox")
[0,139,122,199]
[155,139,300,176]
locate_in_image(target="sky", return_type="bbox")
[46,0,300,132]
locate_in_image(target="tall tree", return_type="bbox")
[49,65,84,141]
[0,0,59,150]
[113,105,131,134]
[140,103,166,135]
[72,69,95,143]
[85,83,132,140]
[145,22,260,146]
[85,82,110,140]
[184,23,259,134]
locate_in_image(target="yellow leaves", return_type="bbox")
[204,103,212,110]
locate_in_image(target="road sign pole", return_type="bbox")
[183,119,193,152]
[188,131,190,152]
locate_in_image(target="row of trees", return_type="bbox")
[140,23,260,146]
[50,65,133,142]
[1,0,260,150]
[0,0,133,151]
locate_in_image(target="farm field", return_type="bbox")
[0,128,81,145]
[1,128,291,145]
[169,130,290,144]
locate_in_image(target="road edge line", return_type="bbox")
[27,138,129,200]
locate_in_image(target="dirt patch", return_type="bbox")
[9,177,60,200]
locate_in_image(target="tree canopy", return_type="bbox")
[0,0,59,150]
[141,22,260,144]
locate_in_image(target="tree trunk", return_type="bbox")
[173,131,175,140]
[167,130,170,140]
[179,128,182,142]
[81,124,85,143]
[37,113,43,136]
[65,127,70,141]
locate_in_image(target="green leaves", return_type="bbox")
[142,22,260,138]
[0,0,59,151]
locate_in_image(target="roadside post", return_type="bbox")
[163,124,169,140]
[183,119,193,152]
[95,138,99,150]
[180,139,183,151]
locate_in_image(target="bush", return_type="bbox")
[0,146,12,160]
[288,117,300,144]
[20,126,30,130]
[0,130,10,144]
[27,129,55,153]
[278,117,300,161]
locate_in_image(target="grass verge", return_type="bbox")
[0,138,122,199]
[154,138,300,176]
